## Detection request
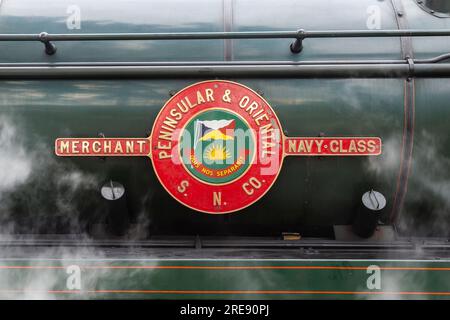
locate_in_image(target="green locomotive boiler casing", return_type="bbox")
[1,0,450,301]
[0,0,449,239]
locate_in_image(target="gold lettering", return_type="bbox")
[185,97,197,109]
[157,141,171,150]
[255,114,269,126]
[201,167,213,176]
[104,141,111,153]
[297,140,307,153]
[81,141,89,153]
[242,177,262,195]
[246,101,259,115]
[60,141,69,154]
[158,131,172,141]
[249,177,262,189]
[190,155,200,168]
[137,140,146,153]
[261,140,275,157]
[114,142,123,153]
[92,141,101,153]
[339,140,348,153]
[239,96,250,108]
[170,108,182,120]
[260,123,273,136]
[242,182,253,195]
[357,140,367,153]
[288,139,296,153]
[177,180,189,193]
[330,140,339,153]
[196,91,206,104]
[222,89,231,103]
[213,191,222,206]
[252,109,264,118]
[349,140,357,153]
[126,141,133,153]
[315,140,323,153]
[305,140,313,153]
[262,150,275,157]
[163,116,178,129]
[178,100,189,113]
[367,140,376,153]
[205,88,214,102]
[158,151,171,159]
[71,141,79,154]
[161,125,175,132]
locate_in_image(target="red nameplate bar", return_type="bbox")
[284,137,381,156]
[55,138,151,156]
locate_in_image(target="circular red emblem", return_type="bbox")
[150,80,284,213]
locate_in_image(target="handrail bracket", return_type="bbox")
[290,29,305,54]
[39,32,57,55]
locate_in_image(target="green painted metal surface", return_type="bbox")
[0,0,401,63]
[400,78,450,236]
[0,3,448,306]
[0,0,448,236]
[0,258,449,299]
[0,0,449,300]
[0,78,404,235]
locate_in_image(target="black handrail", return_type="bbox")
[0,29,450,55]
[0,63,448,79]
[1,53,450,79]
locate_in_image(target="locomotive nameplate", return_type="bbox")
[55,80,381,214]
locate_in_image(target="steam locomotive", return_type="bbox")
[0,0,449,299]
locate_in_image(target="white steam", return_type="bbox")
[0,116,32,197]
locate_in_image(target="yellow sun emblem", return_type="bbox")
[205,144,231,161]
